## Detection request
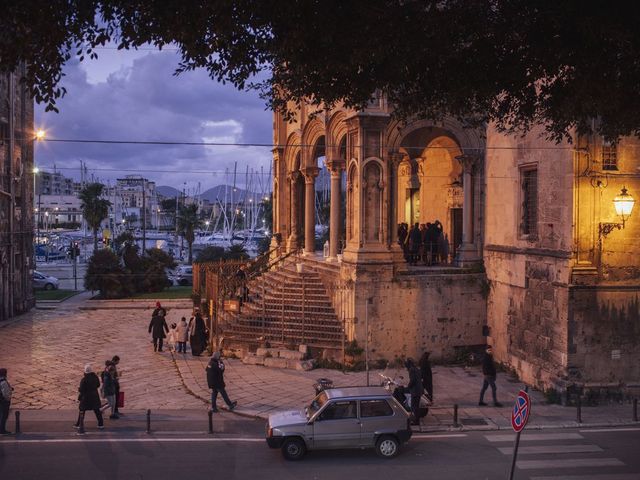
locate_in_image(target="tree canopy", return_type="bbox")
[3,1,640,141]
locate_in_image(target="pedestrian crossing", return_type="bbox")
[484,431,637,480]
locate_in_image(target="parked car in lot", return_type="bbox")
[170,265,193,286]
[32,271,59,290]
[266,386,412,460]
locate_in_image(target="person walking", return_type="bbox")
[419,351,433,402]
[176,317,189,354]
[479,346,503,407]
[206,351,237,412]
[101,361,118,419]
[148,309,169,352]
[189,310,207,356]
[111,355,122,416]
[74,364,104,431]
[405,358,423,425]
[152,301,167,318]
[0,368,14,435]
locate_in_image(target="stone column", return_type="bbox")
[326,159,345,260]
[303,167,319,255]
[455,154,480,266]
[287,171,301,251]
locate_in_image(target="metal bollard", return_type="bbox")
[14,411,20,434]
[576,395,582,424]
[208,410,213,434]
[146,409,151,434]
[633,398,638,422]
[453,404,459,428]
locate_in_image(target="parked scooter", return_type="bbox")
[379,373,429,419]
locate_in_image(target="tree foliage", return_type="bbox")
[177,204,201,264]
[78,182,111,251]
[3,2,640,140]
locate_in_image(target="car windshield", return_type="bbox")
[307,391,328,419]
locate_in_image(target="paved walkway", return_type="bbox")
[0,295,638,433]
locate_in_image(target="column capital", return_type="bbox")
[455,154,480,174]
[325,158,346,175]
[303,166,320,183]
[287,170,302,183]
[389,151,406,167]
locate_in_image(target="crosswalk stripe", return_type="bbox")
[530,474,640,480]
[517,458,625,469]
[498,445,603,455]
[486,433,584,442]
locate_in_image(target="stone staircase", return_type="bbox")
[221,257,344,349]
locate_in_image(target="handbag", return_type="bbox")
[117,391,125,408]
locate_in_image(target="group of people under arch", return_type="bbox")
[398,221,450,266]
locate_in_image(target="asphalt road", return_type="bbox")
[1,426,639,480]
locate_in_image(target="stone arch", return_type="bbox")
[285,131,302,174]
[327,111,348,160]
[301,118,326,168]
[386,117,485,155]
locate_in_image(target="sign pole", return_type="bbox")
[508,386,530,480]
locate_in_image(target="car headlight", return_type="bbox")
[266,427,283,437]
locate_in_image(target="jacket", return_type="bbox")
[482,353,497,377]
[0,377,12,403]
[78,372,101,411]
[407,365,423,397]
[206,359,225,389]
[101,368,116,396]
[176,320,189,342]
[148,315,169,339]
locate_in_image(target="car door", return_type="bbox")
[359,399,396,447]
[311,400,360,449]
[33,272,45,288]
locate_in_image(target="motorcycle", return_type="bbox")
[379,373,430,420]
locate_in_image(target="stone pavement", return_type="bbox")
[0,293,638,433]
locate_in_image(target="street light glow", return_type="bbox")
[35,129,46,141]
[33,166,39,174]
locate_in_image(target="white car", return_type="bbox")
[33,271,60,290]
[171,265,193,286]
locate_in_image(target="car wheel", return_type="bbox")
[179,278,189,286]
[44,283,54,291]
[281,437,306,461]
[375,435,399,459]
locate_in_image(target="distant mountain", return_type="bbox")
[201,184,251,202]
[156,185,181,198]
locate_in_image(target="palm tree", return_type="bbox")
[177,203,201,263]
[79,183,111,252]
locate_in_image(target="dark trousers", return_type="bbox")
[211,387,233,410]
[76,408,104,427]
[410,394,421,423]
[114,382,120,414]
[479,375,498,403]
[153,337,164,352]
[0,400,10,432]
[177,341,187,353]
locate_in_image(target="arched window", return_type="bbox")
[363,162,382,243]
[347,164,357,241]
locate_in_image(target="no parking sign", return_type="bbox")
[511,390,531,432]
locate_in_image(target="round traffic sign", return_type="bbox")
[511,390,531,432]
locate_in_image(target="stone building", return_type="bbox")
[268,96,640,392]
[0,67,35,321]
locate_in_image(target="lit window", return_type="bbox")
[521,168,538,237]
[602,140,618,171]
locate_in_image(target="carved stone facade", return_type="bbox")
[273,99,640,391]
[0,67,35,321]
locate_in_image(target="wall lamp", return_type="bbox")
[599,186,635,237]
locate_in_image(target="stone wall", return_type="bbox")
[343,263,487,362]
[568,287,640,385]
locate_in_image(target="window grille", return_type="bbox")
[602,142,618,171]
[521,168,538,236]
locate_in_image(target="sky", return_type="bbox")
[34,47,273,193]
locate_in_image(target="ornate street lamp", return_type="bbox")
[599,186,635,237]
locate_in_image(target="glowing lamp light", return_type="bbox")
[35,129,46,141]
[33,166,39,174]
[613,186,635,223]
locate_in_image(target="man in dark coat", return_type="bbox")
[74,364,104,431]
[0,368,14,435]
[405,358,423,425]
[408,223,421,265]
[206,351,237,412]
[148,310,169,352]
[479,346,502,407]
[419,352,433,402]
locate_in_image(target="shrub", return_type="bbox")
[85,249,131,298]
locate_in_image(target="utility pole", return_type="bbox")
[142,177,146,256]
